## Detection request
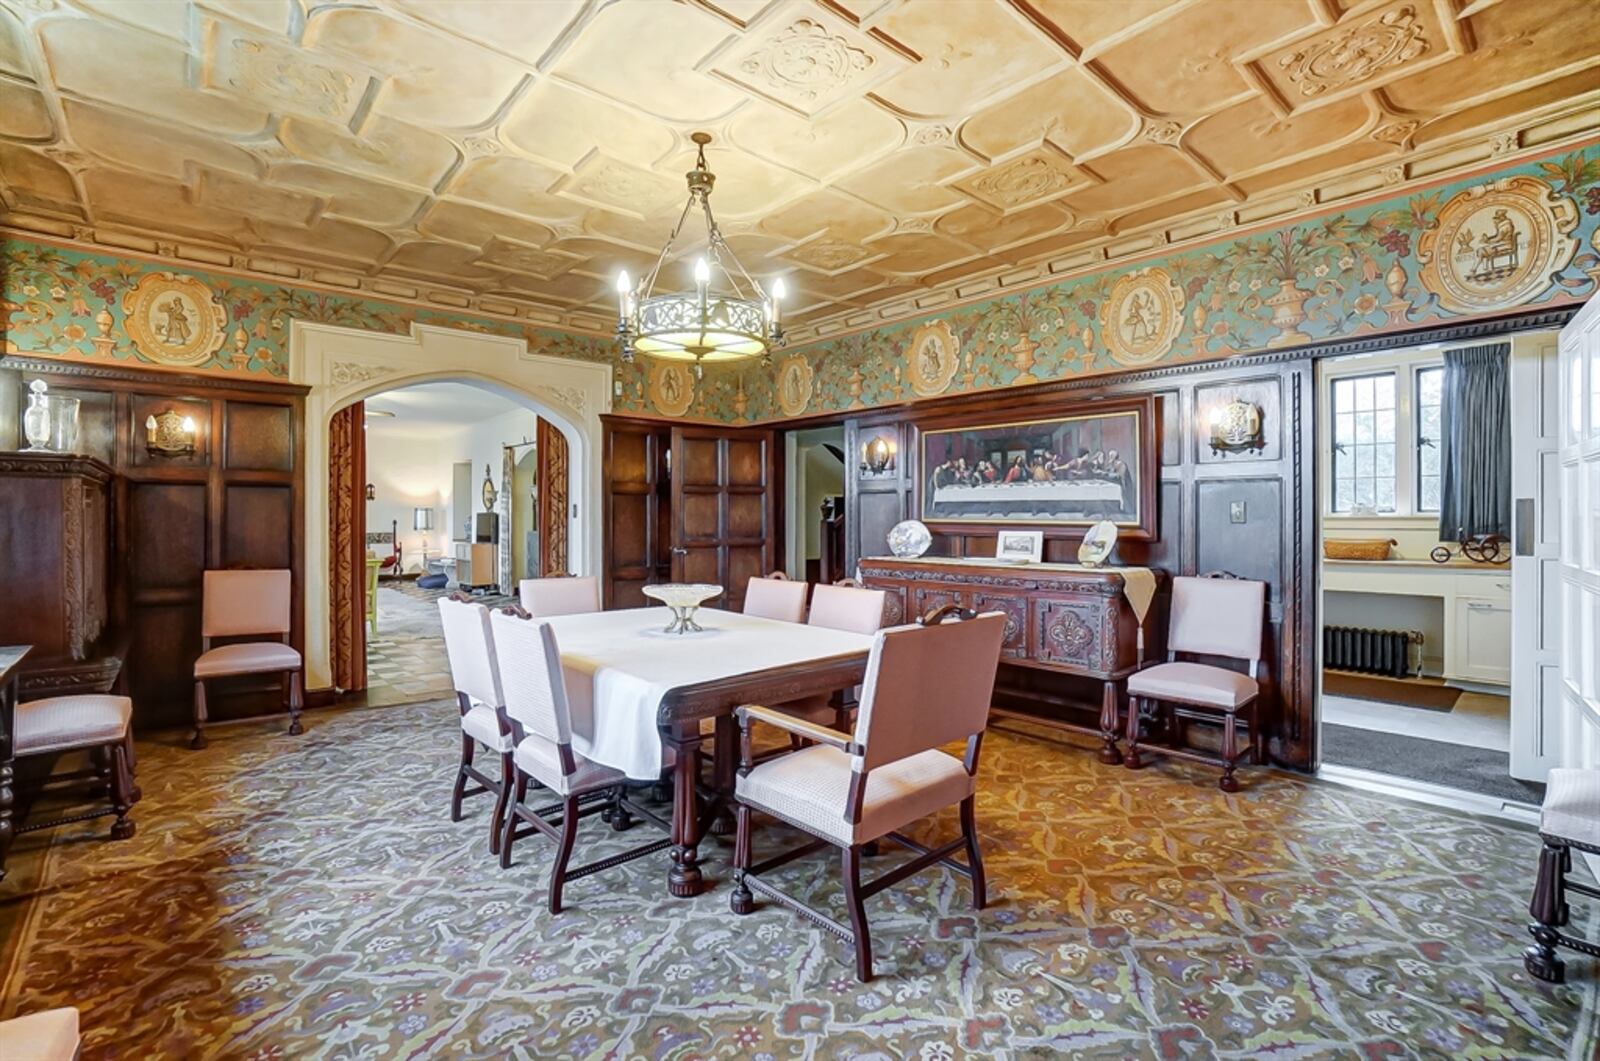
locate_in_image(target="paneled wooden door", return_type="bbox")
[601,419,668,609]
[670,425,777,612]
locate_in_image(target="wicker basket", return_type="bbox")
[1323,538,1396,561]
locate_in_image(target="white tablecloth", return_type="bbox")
[543,607,875,781]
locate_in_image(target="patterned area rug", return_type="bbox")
[0,701,1592,1059]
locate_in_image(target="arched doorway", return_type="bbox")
[293,320,611,693]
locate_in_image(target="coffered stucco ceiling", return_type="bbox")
[1,0,1598,342]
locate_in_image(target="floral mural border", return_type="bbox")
[5,142,1600,426]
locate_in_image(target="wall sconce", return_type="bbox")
[1208,398,1265,455]
[365,483,376,501]
[413,506,434,532]
[144,409,197,456]
[862,434,897,475]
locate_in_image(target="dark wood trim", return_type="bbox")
[0,354,311,396]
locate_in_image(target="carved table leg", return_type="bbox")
[709,715,737,837]
[665,722,706,898]
[0,674,17,879]
[1097,680,1123,765]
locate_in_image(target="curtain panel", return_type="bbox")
[329,401,368,692]
[1438,342,1511,541]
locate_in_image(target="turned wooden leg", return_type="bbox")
[123,731,142,804]
[1219,710,1241,793]
[1250,699,1267,766]
[730,801,755,915]
[548,795,580,915]
[190,679,208,750]
[108,741,135,841]
[488,750,513,855]
[499,773,528,871]
[842,845,873,981]
[1124,695,1146,770]
[710,715,737,837]
[610,785,635,832]
[960,795,986,911]
[1525,840,1569,983]
[451,733,474,823]
[287,669,305,736]
[666,728,705,898]
[1097,680,1123,765]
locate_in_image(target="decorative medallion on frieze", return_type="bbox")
[905,319,960,398]
[647,361,694,418]
[1100,267,1186,367]
[774,354,814,418]
[1416,176,1579,315]
[120,273,227,368]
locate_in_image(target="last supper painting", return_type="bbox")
[919,400,1154,534]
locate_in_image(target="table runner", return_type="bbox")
[541,607,874,780]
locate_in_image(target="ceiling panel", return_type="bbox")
[0,0,1594,342]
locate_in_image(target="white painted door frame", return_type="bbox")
[1510,331,1563,781]
[1557,298,1600,769]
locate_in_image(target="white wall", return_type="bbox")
[365,428,456,572]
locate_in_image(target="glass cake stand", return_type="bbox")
[641,583,723,634]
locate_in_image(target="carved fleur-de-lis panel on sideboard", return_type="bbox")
[0,0,1596,348]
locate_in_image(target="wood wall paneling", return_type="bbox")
[602,419,667,609]
[839,357,1316,769]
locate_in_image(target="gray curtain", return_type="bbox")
[1438,342,1510,541]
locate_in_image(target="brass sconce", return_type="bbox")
[1208,398,1265,455]
[144,409,197,455]
[862,434,897,475]
[365,483,376,501]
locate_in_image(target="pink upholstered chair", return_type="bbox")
[773,582,887,730]
[15,693,139,841]
[1124,574,1267,792]
[518,576,601,618]
[489,606,669,913]
[742,572,807,624]
[730,606,1007,980]
[191,569,301,749]
[438,594,514,854]
[0,1007,79,1061]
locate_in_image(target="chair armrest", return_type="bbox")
[735,704,861,754]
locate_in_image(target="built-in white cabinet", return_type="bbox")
[1453,595,1513,684]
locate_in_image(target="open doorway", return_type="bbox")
[1315,337,1550,805]
[342,380,575,705]
[785,425,846,584]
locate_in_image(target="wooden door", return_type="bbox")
[602,418,667,609]
[671,425,777,611]
[1557,297,1600,768]
[537,417,570,577]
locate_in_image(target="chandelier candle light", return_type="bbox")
[614,133,786,376]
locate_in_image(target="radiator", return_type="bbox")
[1323,625,1421,678]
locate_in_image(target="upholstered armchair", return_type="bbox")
[730,606,1007,981]
[742,572,807,624]
[438,594,515,854]
[774,582,887,731]
[15,692,139,841]
[517,575,601,618]
[1524,768,1600,983]
[191,569,302,749]
[489,606,670,913]
[1124,574,1267,791]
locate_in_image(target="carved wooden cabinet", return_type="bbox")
[859,556,1164,762]
[0,453,117,697]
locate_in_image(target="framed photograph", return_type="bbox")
[995,530,1043,564]
[915,396,1157,539]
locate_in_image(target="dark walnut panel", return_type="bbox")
[127,482,207,594]
[224,401,294,472]
[224,485,293,570]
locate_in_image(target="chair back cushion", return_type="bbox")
[854,611,1007,771]
[202,569,291,637]
[518,575,600,618]
[807,583,887,635]
[743,575,808,623]
[437,597,503,707]
[489,609,572,747]
[1168,576,1266,664]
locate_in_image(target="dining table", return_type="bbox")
[541,606,875,898]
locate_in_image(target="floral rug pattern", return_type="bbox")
[0,701,1591,1059]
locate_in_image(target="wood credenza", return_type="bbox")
[858,555,1165,762]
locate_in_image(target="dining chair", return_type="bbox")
[489,605,670,913]
[191,569,302,749]
[14,693,139,841]
[1524,767,1600,983]
[438,594,515,854]
[774,581,887,730]
[518,575,601,618]
[743,572,807,624]
[0,1007,79,1061]
[730,605,1007,981]
[1124,573,1267,792]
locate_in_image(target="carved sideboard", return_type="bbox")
[859,555,1165,762]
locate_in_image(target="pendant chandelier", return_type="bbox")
[614,132,785,375]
